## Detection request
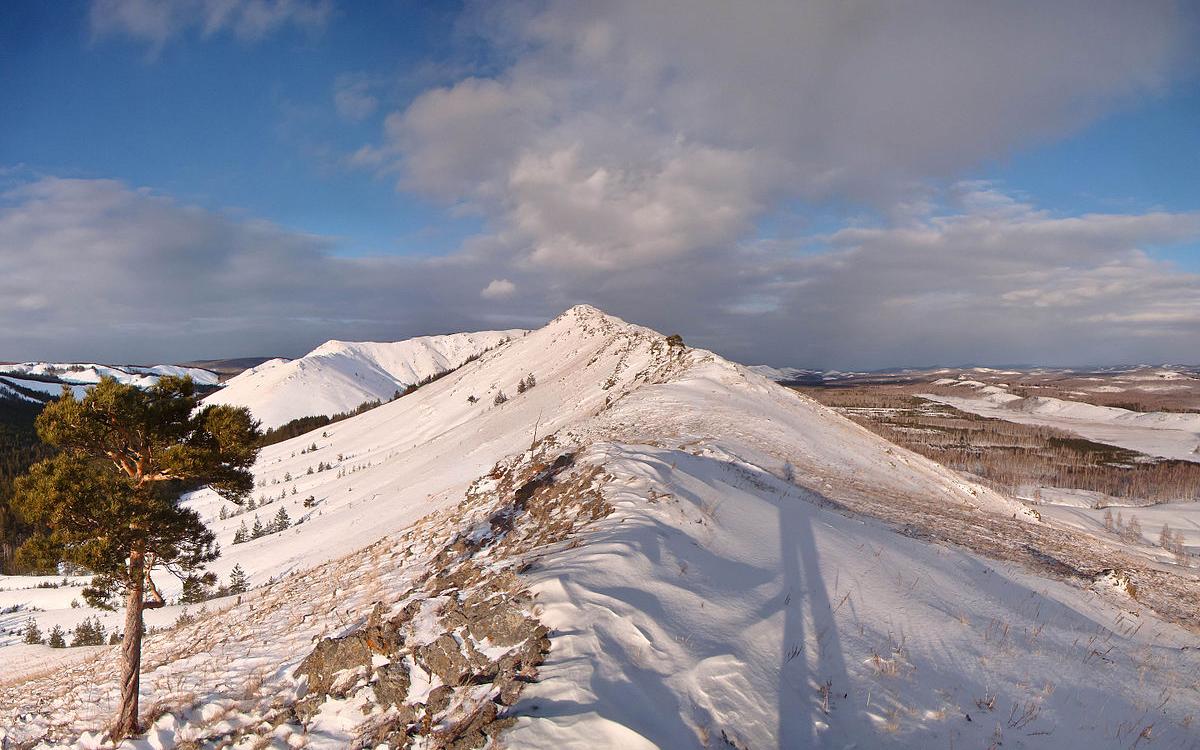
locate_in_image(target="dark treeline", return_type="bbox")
[0,391,56,573]
[256,399,383,448]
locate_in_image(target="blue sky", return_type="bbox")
[1,1,1198,367]
[1,1,485,257]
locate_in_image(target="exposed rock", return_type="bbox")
[426,685,454,715]
[285,444,611,748]
[372,661,411,710]
[362,602,406,654]
[438,701,515,750]
[416,634,474,686]
[295,634,373,698]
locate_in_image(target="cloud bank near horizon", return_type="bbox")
[2,174,1196,368]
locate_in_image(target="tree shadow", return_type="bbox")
[774,463,852,747]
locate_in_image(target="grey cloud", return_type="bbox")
[0,178,520,362]
[721,196,1200,369]
[356,0,1189,274]
[15,2,1200,368]
[0,176,1196,369]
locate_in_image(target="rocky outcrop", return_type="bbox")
[292,445,605,749]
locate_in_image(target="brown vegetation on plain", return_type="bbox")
[797,386,1200,505]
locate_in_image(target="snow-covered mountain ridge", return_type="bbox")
[0,362,218,392]
[202,329,524,429]
[2,305,1198,748]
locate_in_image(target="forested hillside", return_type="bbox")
[0,386,54,573]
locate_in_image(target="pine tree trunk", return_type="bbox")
[114,548,145,740]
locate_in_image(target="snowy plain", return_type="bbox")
[923,387,1200,463]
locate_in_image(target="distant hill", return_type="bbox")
[0,361,219,388]
[178,357,280,382]
[201,330,524,429]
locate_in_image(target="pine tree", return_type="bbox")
[494,390,508,406]
[232,520,249,545]
[180,574,212,604]
[228,563,248,595]
[71,616,107,647]
[251,515,265,539]
[70,618,93,647]
[271,506,291,533]
[519,373,536,393]
[219,506,228,521]
[11,376,259,738]
[47,624,66,648]
[22,617,42,645]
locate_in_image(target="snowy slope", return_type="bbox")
[202,330,524,428]
[1,306,1197,749]
[0,375,90,400]
[0,378,39,403]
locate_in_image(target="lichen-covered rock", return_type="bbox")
[372,661,411,710]
[439,701,516,750]
[295,634,373,698]
[416,634,474,685]
[425,685,454,715]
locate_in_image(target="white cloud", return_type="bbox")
[351,0,1189,280]
[481,279,516,299]
[333,75,379,121]
[17,2,1200,367]
[90,0,331,52]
